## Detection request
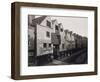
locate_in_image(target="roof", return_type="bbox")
[64,29,69,33]
[51,19,57,24]
[32,16,47,25]
[58,23,62,25]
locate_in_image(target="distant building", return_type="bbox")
[59,23,66,52]
[28,15,36,66]
[64,30,72,50]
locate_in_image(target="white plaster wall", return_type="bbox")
[41,16,53,29]
[37,24,53,56]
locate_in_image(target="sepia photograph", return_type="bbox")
[28,15,88,66]
[11,2,97,79]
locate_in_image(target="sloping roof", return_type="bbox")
[32,16,47,25]
[58,23,62,25]
[51,19,56,24]
[64,29,69,33]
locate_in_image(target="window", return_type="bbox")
[49,43,51,47]
[55,25,59,30]
[46,31,50,37]
[28,35,31,47]
[43,43,47,48]
[62,44,64,49]
[47,20,51,28]
[61,28,63,32]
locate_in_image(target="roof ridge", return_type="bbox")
[32,16,47,25]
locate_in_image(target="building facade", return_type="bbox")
[28,15,88,66]
[28,15,36,66]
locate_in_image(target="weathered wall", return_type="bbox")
[36,23,53,56]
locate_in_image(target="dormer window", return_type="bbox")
[61,28,63,32]
[55,25,59,30]
[47,20,51,28]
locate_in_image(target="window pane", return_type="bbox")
[62,44,64,49]
[46,31,50,37]
[49,43,51,47]
[55,25,59,30]
[47,20,51,28]
[43,43,47,48]
[61,28,63,32]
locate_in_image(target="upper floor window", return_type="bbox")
[61,28,63,32]
[47,20,51,28]
[49,43,51,47]
[46,31,50,37]
[62,44,64,49]
[55,25,59,30]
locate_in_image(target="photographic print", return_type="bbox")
[28,15,88,66]
[11,2,97,80]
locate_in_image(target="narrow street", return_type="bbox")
[44,49,87,66]
[62,51,87,64]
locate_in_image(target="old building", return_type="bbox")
[31,16,54,65]
[28,15,36,66]
[28,15,88,66]
[65,30,72,50]
[58,23,66,58]
[51,19,61,59]
[71,32,76,51]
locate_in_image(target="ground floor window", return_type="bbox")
[62,44,64,49]
[43,43,47,48]
[49,43,51,47]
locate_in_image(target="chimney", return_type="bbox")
[28,15,35,25]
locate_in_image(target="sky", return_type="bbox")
[51,16,88,37]
[34,15,88,37]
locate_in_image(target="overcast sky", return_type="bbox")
[34,15,88,37]
[51,16,88,37]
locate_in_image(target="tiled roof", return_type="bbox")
[51,19,56,24]
[32,16,47,25]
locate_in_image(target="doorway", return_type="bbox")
[53,45,59,59]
